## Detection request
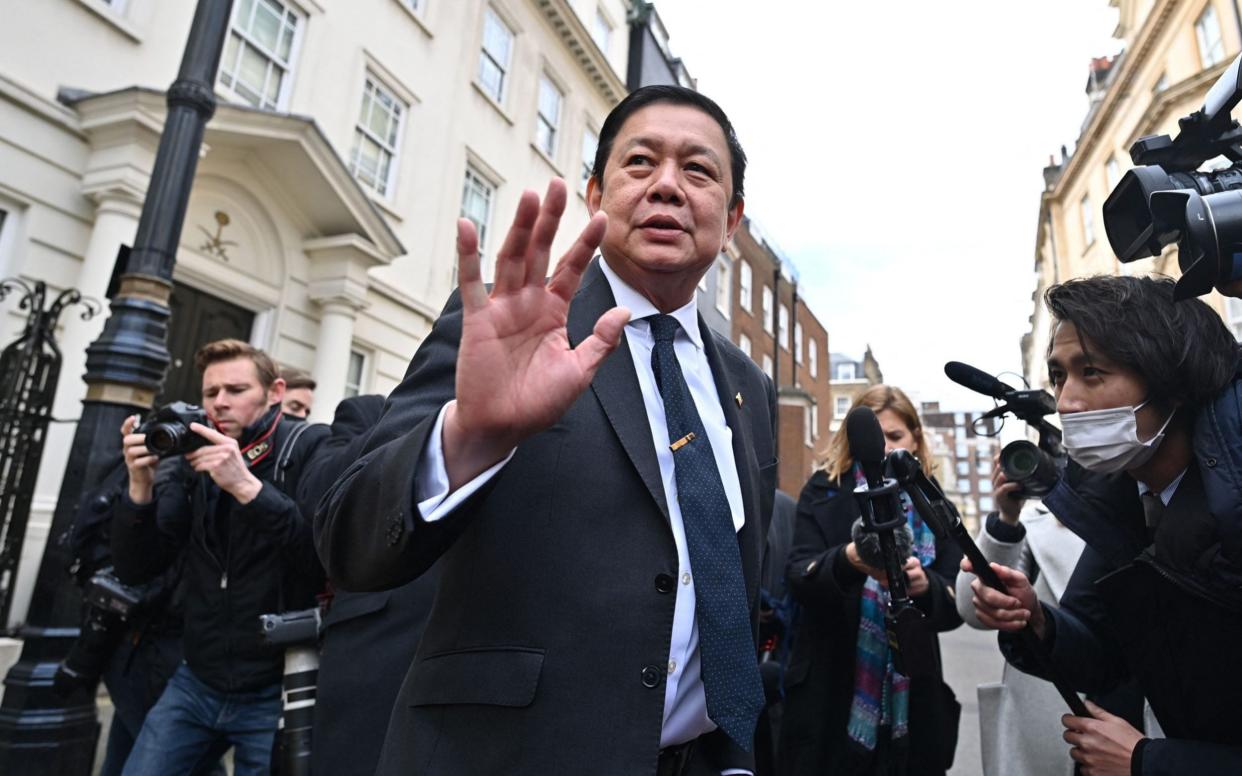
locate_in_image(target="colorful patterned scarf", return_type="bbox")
[845,464,937,752]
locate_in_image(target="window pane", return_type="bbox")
[581,128,598,192]
[478,58,503,100]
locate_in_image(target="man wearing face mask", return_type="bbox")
[966,275,1242,776]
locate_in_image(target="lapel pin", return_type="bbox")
[735,392,743,408]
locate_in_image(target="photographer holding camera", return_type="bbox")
[112,339,327,776]
[967,275,1242,775]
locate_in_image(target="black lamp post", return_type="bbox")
[0,2,233,771]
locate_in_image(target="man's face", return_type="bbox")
[282,388,313,419]
[587,103,743,307]
[1047,321,1165,440]
[201,357,284,439]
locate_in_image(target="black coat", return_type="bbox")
[778,470,963,776]
[314,259,778,775]
[112,404,328,693]
[1003,459,1242,773]
[302,395,440,776]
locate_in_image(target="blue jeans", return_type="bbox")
[122,663,281,776]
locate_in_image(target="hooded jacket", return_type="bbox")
[112,404,328,693]
[1000,362,1242,774]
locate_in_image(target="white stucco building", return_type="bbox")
[0,0,663,626]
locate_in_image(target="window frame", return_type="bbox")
[834,396,850,419]
[738,261,752,313]
[808,338,818,378]
[715,259,731,318]
[1197,3,1226,69]
[218,0,305,112]
[591,6,612,54]
[580,124,599,195]
[461,164,499,277]
[762,285,773,335]
[835,362,856,381]
[534,72,564,159]
[794,322,803,365]
[349,74,409,200]
[738,332,752,359]
[478,5,516,105]
[344,349,370,398]
[778,304,790,350]
[1080,193,1095,249]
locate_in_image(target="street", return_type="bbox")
[942,623,1005,776]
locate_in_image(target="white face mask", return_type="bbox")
[1060,398,1176,474]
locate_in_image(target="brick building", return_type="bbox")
[695,216,832,494]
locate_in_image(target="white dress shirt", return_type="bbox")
[414,258,751,769]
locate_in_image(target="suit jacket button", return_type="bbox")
[654,573,675,594]
[385,516,403,546]
[641,665,662,688]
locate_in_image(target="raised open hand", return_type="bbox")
[442,178,630,488]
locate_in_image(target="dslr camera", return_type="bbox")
[137,401,211,458]
[54,569,148,692]
[944,362,1066,498]
[1104,53,1242,299]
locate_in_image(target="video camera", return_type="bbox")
[944,361,1066,498]
[137,401,211,458]
[1103,53,1242,299]
[54,569,149,692]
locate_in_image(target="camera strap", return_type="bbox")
[241,411,283,467]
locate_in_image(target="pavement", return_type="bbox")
[941,623,1006,776]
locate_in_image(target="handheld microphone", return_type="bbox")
[845,406,888,489]
[944,361,1014,400]
[845,408,936,679]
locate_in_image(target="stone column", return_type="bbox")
[305,235,383,424]
[308,298,361,423]
[54,190,143,414]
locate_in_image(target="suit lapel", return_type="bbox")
[568,260,670,520]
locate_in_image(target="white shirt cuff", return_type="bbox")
[416,401,515,522]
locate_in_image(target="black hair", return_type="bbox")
[592,85,747,208]
[1044,275,1239,408]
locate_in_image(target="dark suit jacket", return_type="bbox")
[299,396,441,776]
[315,259,778,775]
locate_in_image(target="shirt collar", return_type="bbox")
[1137,467,1188,507]
[598,256,703,349]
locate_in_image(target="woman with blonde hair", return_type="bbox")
[777,385,964,776]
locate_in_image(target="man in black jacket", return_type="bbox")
[968,276,1242,775]
[113,339,327,776]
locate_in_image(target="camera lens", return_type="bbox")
[1000,441,1061,498]
[1001,443,1040,478]
[146,423,184,456]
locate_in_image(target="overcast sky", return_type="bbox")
[655,1,1123,416]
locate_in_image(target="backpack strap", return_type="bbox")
[274,419,311,491]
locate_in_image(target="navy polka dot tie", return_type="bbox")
[648,314,764,751]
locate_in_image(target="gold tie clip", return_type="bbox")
[670,432,696,452]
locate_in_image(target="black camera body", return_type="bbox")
[54,569,149,693]
[1103,53,1242,299]
[944,362,1066,498]
[137,401,211,458]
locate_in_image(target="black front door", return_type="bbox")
[159,283,255,406]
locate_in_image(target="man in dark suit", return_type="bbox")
[316,85,777,775]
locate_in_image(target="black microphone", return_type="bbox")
[845,406,887,489]
[944,361,1014,400]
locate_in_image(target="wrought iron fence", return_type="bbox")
[0,279,97,626]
